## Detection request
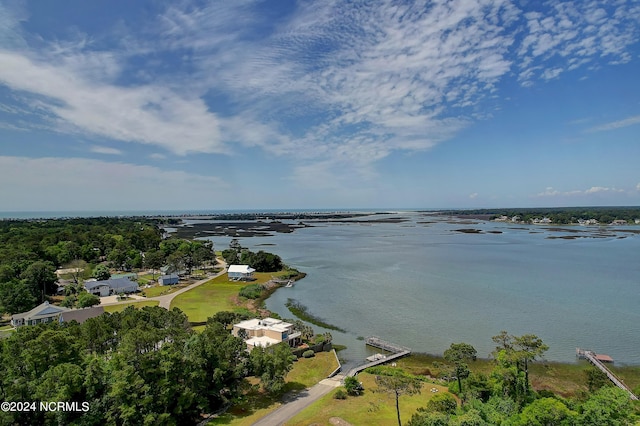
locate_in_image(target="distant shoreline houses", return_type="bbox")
[494,215,639,225]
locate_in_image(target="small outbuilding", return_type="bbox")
[228,264,256,281]
[158,274,180,285]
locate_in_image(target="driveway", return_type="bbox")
[251,378,342,426]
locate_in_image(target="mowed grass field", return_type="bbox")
[287,373,450,426]
[211,351,340,426]
[170,271,279,322]
[103,300,159,313]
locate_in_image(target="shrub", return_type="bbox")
[334,389,347,400]
[239,284,263,299]
[344,376,364,396]
[302,350,315,358]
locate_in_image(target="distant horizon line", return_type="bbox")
[1,205,639,220]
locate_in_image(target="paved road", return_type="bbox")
[251,378,342,426]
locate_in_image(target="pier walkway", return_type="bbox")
[577,348,638,400]
[345,336,411,377]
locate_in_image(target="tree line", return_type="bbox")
[0,218,216,315]
[442,207,640,224]
[0,306,296,425]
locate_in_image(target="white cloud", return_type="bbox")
[149,153,166,160]
[0,50,224,156]
[469,193,478,199]
[537,185,625,197]
[588,115,640,132]
[1,0,640,181]
[637,182,640,191]
[91,145,123,155]
[0,156,227,211]
[585,186,623,194]
[516,1,640,85]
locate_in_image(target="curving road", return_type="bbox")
[100,258,227,310]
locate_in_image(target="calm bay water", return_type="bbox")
[208,213,640,367]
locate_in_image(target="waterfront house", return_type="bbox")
[228,264,256,281]
[232,317,301,350]
[59,306,105,324]
[11,301,70,327]
[158,274,180,285]
[85,277,139,297]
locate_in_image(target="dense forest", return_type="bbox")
[440,207,640,224]
[0,307,296,425]
[0,218,214,315]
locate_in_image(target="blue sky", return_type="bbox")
[1,0,639,212]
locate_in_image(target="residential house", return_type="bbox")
[59,306,105,324]
[232,317,301,350]
[11,301,70,327]
[611,219,627,225]
[228,264,256,281]
[158,274,180,285]
[85,277,139,297]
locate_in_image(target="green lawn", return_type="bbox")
[170,271,284,322]
[142,284,184,298]
[211,352,340,426]
[103,300,160,313]
[287,372,450,426]
[136,274,157,285]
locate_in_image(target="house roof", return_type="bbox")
[85,277,138,291]
[59,306,105,324]
[228,265,256,274]
[12,301,70,321]
[246,335,281,348]
[234,317,292,332]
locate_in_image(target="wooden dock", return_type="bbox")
[577,348,638,400]
[345,337,411,377]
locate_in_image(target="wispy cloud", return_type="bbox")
[0,0,639,180]
[588,115,640,132]
[537,185,625,197]
[516,1,640,86]
[91,145,123,155]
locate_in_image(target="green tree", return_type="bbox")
[425,392,458,414]
[444,343,477,396]
[579,386,634,425]
[20,260,58,302]
[584,367,610,392]
[144,249,165,279]
[374,369,422,426]
[513,334,548,393]
[92,264,111,281]
[407,411,450,426]
[249,343,296,393]
[0,280,37,314]
[512,397,577,426]
[77,291,100,308]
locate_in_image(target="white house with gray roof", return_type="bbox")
[11,301,70,327]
